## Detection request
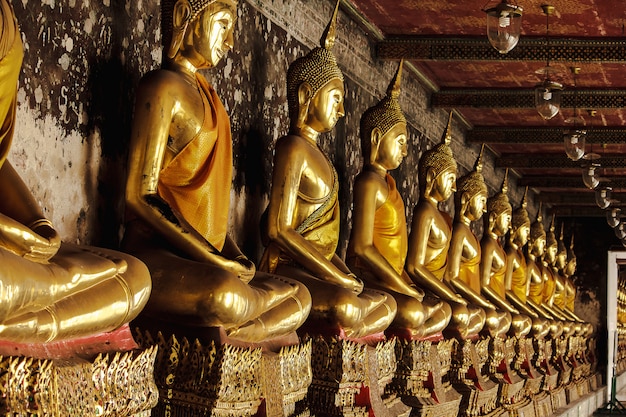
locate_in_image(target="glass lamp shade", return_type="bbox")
[607,207,622,228]
[595,186,612,209]
[582,165,600,189]
[485,1,523,54]
[563,129,586,161]
[616,222,626,240]
[535,80,563,120]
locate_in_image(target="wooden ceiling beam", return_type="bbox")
[497,154,626,169]
[467,127,626,145]
[518,176,626,189]
[377,36,626,63]
[431,89,626,109]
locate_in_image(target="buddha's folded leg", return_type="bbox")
[0,271,148,343]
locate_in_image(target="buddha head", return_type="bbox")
[545,213,558,265]
[510,187,531,247]
[556,222,568,270]
[529,203,547,257]
[486,169,512,237]
[360,61,407,170]
[565,235,577,277]
[418,111,458,201]
[162,0,238,67]
[287,1,345,133]
[455,145,488,222]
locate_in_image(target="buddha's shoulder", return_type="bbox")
[138,68,190,90]
[275,134,322,157]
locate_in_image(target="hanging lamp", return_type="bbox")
[484,0,523,54]
[534,5,562,120]
[563,67,586,161]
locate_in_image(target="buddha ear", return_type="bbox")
[425,167,436,194]
[168,0,192,59]
[460,191,469,210]
[370,127,382,165]
[296,82,313,128]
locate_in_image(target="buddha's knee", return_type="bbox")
[397,297,426,328]
[333,290,367,328]
[450,302,470,329]
[117,254,152,312]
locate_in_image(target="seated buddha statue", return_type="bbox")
[563,236,592,334]
[0,0,151,344]
[526,207,560,327]
[446,146,510,339]
[479,170,531,337]
[346,61,451,340]
[504,189,549,338]
[259,3,396,339]
[540,214,566,337]
[552,224,578,337]
[123,0,311,342]
[406,112,485,340]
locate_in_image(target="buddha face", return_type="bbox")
[467,191,487,222]
[556,249,567,270]
[376,123,408,170]
[565,257,577,276]
[545,243,557,264]
[494,209,512,236]
[431,168,457,202]
[532,236,546,257]
[305,78,345,133]
[188,1,236,68]
[514,223,530,247]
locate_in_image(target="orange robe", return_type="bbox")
[157,73,232,251]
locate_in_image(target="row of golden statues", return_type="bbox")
[0,0,598,415]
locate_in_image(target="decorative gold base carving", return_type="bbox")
[451,338,500,417]
[532,392,552,417]
[142,330,263,417]
[260,341,312,417]
[504,398,536,417]
[549,386,567,412]
[392,339,461,417]
[0,346,157,416]
[308,337,409,417]
[565,382,580,404]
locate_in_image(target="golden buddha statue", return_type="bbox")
[523,204,553,338]
[446,146,511,339]
[479,170,531,337]
[504,189,550,338]
[346,62,450,340]
[540,214,566,337]
[0,0,151,343]
[123,0,311,342]
[406,112,485,339]
[552,224,578,337]
[259,3,396,339]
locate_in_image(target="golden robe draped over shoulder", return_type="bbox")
[510,251,528,302]
[157,73,232,251]
[0,7,22,169]
[260,164,340,274]
[371,174,407,276]
[458,243,481,294]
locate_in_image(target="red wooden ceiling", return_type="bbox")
[347,0,626,215]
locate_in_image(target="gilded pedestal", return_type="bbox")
[308,336,409,417]
[392,338,461,417]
